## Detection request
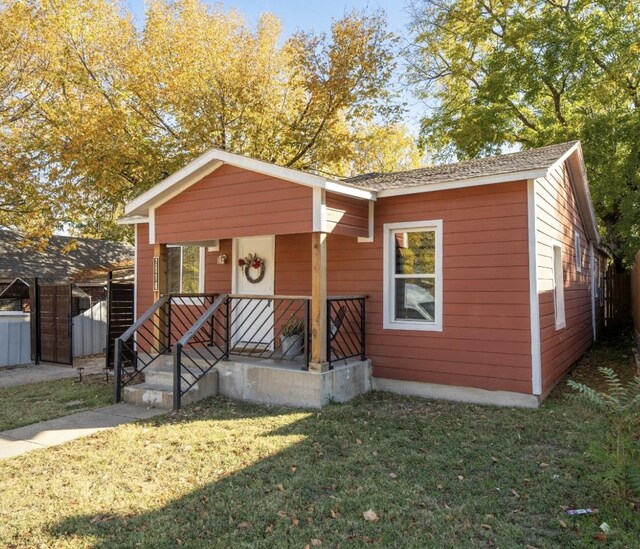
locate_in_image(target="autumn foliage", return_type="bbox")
[0,0,416,241]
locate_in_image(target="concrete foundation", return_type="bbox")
[216,359,372,409]
[122,355,372,410]
[372,377,540,408]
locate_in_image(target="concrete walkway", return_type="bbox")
[0,356,105,388]
[0,403,165,460]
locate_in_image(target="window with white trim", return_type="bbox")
[574,233,582,273]
[383,220,443,331]
[552,244,566,329]
[167,245,204,294]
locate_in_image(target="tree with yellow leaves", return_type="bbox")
[0,0,415,241]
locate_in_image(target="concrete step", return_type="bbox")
[123,369,219,410]
[145,364,204,387]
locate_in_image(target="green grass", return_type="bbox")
[0,375,113,431]
[0,341,638,548]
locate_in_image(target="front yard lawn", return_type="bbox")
[0,341,638,547]
[0,375,112,431]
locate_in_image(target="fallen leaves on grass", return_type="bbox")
[363,509,378,521]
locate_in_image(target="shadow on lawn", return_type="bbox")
[43,389,628,548]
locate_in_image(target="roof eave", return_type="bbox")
[376,167,549,197]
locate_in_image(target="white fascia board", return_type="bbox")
[564,144,600,245]
[377,168,548,198]
[546,142,580,174]
[325,180,376,201]
[125,157,224,216]
[125,147,375,217]
[117,216,150,225]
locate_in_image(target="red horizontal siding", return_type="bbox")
[328,180,533,394]
[325,192,369,237]
[155,164,313,242]
[536,164,593,393]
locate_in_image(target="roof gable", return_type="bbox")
[124,148,374,218]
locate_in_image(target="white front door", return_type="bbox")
[233,236,275,350]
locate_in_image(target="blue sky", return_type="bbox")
[124,1,411,37]
[123,0,423,134]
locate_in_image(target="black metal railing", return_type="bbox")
[327,296,366,369]
[226,294,310,367]
[113,293,218,403]
[173,295,227,410]
[115,293,366,409]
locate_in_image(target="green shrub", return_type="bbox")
[568,367,640,502]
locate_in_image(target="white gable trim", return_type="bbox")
[125,148,373,217]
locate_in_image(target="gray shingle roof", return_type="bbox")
[0,229,133,282]
[345,141,578,192]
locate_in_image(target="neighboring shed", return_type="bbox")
[0,229,133,309]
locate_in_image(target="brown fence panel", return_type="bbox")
[605,264,631,335]
[106,279,135,369]
[38,283,73,364]
[632,251,640,351]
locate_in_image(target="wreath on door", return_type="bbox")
[238,253,266,284]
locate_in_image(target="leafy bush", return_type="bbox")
[568,368,640,502]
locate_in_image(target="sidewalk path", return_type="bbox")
[0,356,105,388]
[0,403,165,460]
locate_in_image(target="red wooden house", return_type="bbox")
[116,141,605,409]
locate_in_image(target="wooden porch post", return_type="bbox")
[153,243,168,349]
[309,232,328,372]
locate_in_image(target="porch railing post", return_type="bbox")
[166,298,172,353]
[360,298,366,361]
[303,299,310,370]
[223,297,230,360]
[326,299,332,370]
[208,295,214,347]
[114,338,123,403]
[173,343,182,411]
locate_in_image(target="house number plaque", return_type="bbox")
[153,256,159,292]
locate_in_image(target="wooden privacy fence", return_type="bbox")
[632,251,640,351]
[72,300,107,357]
[605,264,631,333]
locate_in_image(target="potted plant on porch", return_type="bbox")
[280,316,303,359]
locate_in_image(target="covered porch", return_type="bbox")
[116,148,375,409]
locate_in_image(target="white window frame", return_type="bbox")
[574,233,582,273]
[551,241,566,330]
[383,220,443,332]
[167,245,206,305]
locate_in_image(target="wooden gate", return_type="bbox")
[105,273,134,369]
[605,265,632,332]
[37,282,73,364]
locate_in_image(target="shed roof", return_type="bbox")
[0,229,133,283]
[345,141,578,191]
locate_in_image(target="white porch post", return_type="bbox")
[309,231,328,372]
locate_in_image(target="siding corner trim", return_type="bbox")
[527,179,542,395]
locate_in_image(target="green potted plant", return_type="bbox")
[280,316,303,359]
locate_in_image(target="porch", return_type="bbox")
[113,293,369,409]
